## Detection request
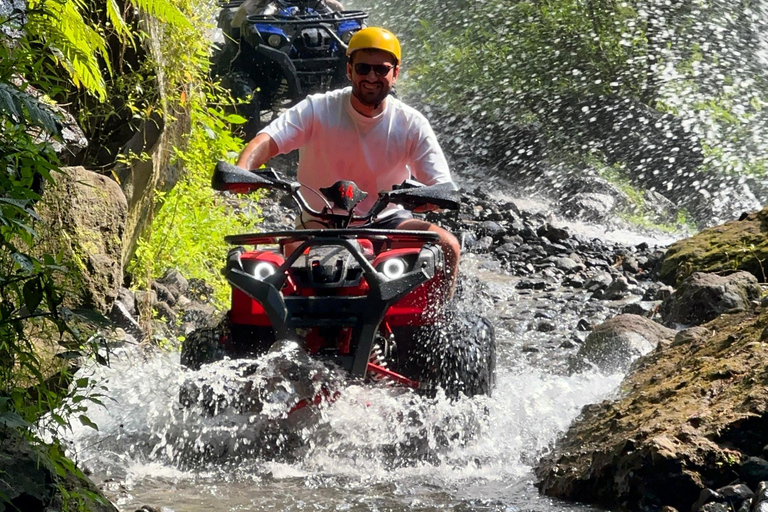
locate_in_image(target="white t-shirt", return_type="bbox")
[261,87,453,216]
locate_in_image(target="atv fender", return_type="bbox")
[241,40,302,97]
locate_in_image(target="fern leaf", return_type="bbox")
[0,83,61,135]
[129,0,192,29]
[26,0,109,100]
[106,0,132,40]
[0,85,21,120]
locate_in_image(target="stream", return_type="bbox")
[57,0,702,507]
[61,197,679,512]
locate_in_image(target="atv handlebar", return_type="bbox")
[213,161,461,227]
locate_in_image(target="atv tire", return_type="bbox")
[180,318,230,370]
[407,311,496,399]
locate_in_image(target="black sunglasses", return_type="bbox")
[353,63,395,77]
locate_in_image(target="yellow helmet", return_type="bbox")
[346,27,401,63]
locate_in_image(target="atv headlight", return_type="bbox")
[380,258,407,280]
[267,34,282,48]
[340,30,356,44]
[253,261,277,280]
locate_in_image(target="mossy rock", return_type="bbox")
[0,427,117,512]
[659,207,768,286]
[535,307,768,511]
[35,166,128,314]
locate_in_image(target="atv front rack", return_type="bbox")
[225,231,442,378]
[246,10,368,23]
[225,228,440,246]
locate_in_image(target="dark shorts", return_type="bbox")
[369,209,414,229]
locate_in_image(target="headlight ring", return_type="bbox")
[267,34,283,48]
[380,258,407,280]
[253,261,278,280]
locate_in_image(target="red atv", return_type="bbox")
[180,162,495,407]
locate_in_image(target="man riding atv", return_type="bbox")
[237,27,461,301]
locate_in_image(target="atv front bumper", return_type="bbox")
[226,233,441,378]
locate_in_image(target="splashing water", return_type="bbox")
[61,306,624,512]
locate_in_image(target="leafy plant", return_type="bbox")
[129,87,260,308]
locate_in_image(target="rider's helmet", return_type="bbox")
[346,27,401,64]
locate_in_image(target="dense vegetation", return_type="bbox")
[1,0,253,506]
[357,0,768,226]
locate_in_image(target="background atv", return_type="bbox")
[212,0,367,138]
[180,162,496,403]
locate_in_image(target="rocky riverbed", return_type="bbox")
[7,179,768,512]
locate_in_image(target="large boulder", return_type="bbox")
[535,307,768,512]
[36,166,128,315]
[571,314,676,373]
[660,207,768,286]
[660,271,762,327]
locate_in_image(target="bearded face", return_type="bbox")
[347,49,399,108]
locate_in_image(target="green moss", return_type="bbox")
[660,207,768,284]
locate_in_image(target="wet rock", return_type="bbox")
[660,206,768,285]
[151,281,176,307]
[699,503,729,512]
[537,322,557,332]
[35,167,127,315]
[560,192,617,222]
[549,256,585,273]
[180,303,218,334]
[116,287,137,317]
[536,307,768,512]
[571,314,675,373]
[537,223,570,242]
[480,220,505,236]
[108,300,143,338]
[620,300,661,318]
[495,242,519,259]
[602,276,632,300]
[134,290,158,309]
[643,283,674,301]
[472,235,494,252]
[153,301,176,323]
[660,271,762,327]
[563,274,586,288]
[692,489,724,512]
[740,458,768,490]
[516,279,549,290]
[717,483,754,503]
[622,256,640,274]
[671,326,712,347]
[0,427,117,512]
[157,268,190,298]
[188,278,215,303]
[585,271,613,293]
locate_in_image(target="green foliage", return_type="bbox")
[1,6,126,510]
[129,89,259,307]
[25,0,111,100]
[361,0,768,213]
[122,0,262,309]
[24,0,189,102]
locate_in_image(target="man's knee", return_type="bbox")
[398,219,459,259]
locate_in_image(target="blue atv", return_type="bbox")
[212,0,368,138]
